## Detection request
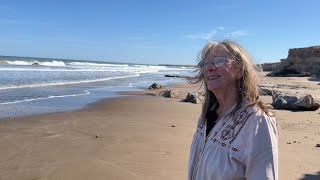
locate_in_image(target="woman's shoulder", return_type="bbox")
[230,103,278,157]
[230,102,277,141]
[244,103,277,127]
[238,103,278,141]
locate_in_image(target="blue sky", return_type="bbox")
[0,0,319,65]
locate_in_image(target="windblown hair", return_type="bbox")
[188,40,273,125]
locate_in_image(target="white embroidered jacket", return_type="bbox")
[188,104,278,180]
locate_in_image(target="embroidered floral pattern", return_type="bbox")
[221,125,235,140]
[209,107,254,152]
[210,138,240,153]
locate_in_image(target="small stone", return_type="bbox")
[171,125,176,127]
[95,134,100,138]
[293,141,297,143]
[316,144,320,147]
[287,142,291,144]
[146,93,158,96]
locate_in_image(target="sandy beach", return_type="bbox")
[0,76,320,180]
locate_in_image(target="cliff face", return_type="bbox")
[260,62,280,71]
[268,46,320,76]
[287,46,320,59]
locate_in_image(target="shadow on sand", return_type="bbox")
[308,76,320,82]
[299,171,320,180]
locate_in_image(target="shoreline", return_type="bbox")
[0,81,197,122]
[0,80,320,179]
[0,77,188,120]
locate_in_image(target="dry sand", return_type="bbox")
[0,76,319,180]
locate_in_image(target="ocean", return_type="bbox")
[0,56,195,119]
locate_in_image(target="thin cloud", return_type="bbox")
[0,5,14,12]
[185,30,217,40]
[151,33,160,37]
[0,18,50,26]
[137,44,165,49]
[219,5,233,8]
[230,30,248,37]
[185,28,248,40]
[127,36,144,40]
[215,5,233,10]
[0,5,18,17]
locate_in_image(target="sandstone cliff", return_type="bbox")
[268,46,320,76]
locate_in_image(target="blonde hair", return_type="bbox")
[189,40,273,125]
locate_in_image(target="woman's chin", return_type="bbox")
[207,85,224,92]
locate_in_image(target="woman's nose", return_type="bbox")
[205,63,218,71]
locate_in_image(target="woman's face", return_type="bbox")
[203,45,242,93]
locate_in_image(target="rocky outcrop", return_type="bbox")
[259,86,273,96]
[32,62,40,65]
[267,66,311,77]
[164,75,191,78]
[272,92,320,111]
[181,92,203,104]
[260,62,280,72]
[160,90,179,98]
[148,83,165,89]
[288,46,320,59]
[268,46,320,76]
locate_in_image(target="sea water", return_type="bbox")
[0,56,195,118]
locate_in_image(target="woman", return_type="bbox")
[188,40,278,180]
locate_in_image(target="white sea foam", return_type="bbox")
[0,68,163,75]
[40,61,66,66]
[69,62,129,67]
[0,74,140,90]
[133,65,147,67]
[0,68,129,72]
[6,60,66,67]
[6,60,31,66]
[0,90,90,105]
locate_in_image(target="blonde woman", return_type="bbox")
[188,40,278,180]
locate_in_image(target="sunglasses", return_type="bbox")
[202,56,234,67]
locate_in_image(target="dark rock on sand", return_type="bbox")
[267,66,311,77]
[272,92,320,111]
[145,92,158,96]
[181,92,202,104]
[259,86,273,96]
[148,83,165,89]
[160,90,179,98]
[164,75,191,78]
